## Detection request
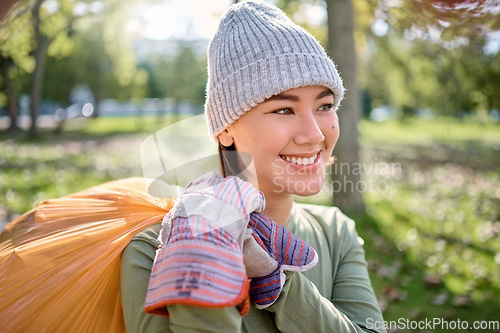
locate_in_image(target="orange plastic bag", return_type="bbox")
[0,178,175,332]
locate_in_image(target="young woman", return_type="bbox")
[120,1,386,332]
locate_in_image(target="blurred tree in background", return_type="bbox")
[163,44,207,115]
[0,0,159,135]
[327,0,365,213]
[358,0,500,119]
[138,43,207,117]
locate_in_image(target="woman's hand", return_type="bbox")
[246,212,318,308]
[145,172,265,317]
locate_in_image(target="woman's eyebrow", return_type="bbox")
[317,89,333,100]
[265,88,334,103]
[266,93,299,102]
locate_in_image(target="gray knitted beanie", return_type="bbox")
[205,0,344,140]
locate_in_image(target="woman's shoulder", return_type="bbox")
[122,223,162,267]
[130,222,162,248]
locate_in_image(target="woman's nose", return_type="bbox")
[293,112,325,145]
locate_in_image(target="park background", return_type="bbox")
[0,0,499,331]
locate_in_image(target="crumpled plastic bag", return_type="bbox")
[0,177,175,332]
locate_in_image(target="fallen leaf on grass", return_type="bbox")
[452,294,471,307]
[424,273,443,287]
[433,292,448,305]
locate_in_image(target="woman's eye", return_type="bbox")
[318,103,334,112]
[273,108,294,115]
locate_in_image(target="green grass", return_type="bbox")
[1,115,499,329]
[355,117,500,329]
[0,114,211,214]
[359,117,500,148]
[0,137,138,213]
[354,213,500,331]
[66,114,191,136]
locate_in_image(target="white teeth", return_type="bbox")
[281,153,318,166]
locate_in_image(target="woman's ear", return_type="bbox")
[218,130,234,147]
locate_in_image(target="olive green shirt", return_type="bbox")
[120,202,386,332]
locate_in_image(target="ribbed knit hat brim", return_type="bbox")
[205,1,344,140]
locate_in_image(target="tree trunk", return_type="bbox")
[54,94,71,135]
[0,56,19,132]
[91,89,101,118]
[28,0,49,138]
[326,0,365,214]
[173,98,181,120]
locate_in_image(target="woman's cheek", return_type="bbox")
[332,116,340,141]
[331,111,339,129]
[322,114,339,149]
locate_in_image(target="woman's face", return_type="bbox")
[219,85,340,198]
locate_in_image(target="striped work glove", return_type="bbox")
[247,212,319,309]
[145,172,274,316]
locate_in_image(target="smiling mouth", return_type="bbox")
[279,152,319,166]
